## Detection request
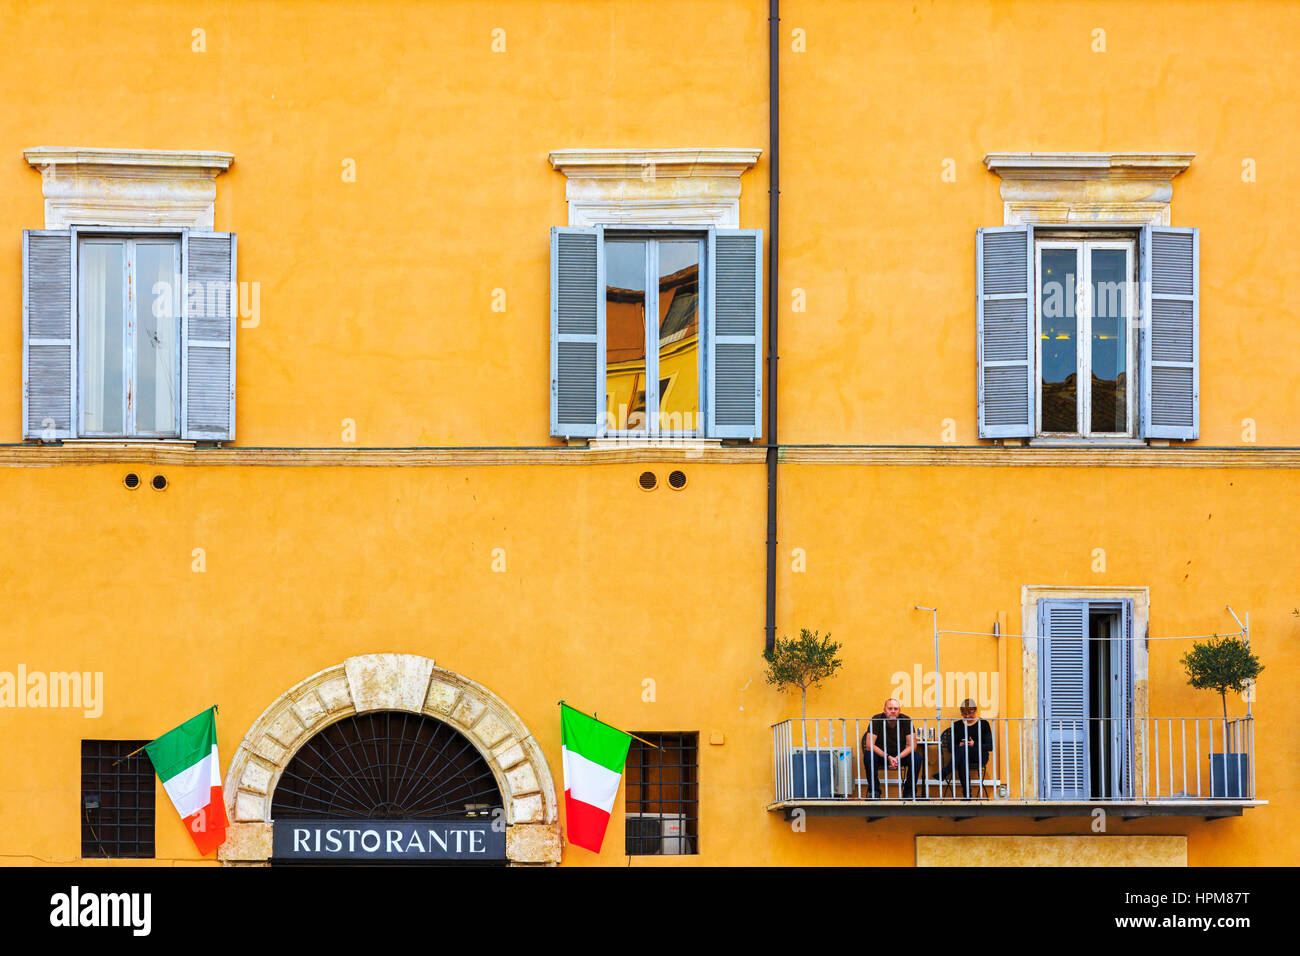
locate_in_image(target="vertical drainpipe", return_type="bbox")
[764,0,780,655]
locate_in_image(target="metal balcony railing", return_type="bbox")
[771,716,1255,805]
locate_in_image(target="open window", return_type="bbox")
[550,225,762,441]
[23,229,237,442]
[976,225,1198,441]
[1039,599,1134,800]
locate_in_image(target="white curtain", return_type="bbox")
[80,242,117,433]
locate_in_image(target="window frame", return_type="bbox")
[601,227,707,439]
[74,227,184,440]
[1034,235,1138,439]
[624,730,700,856]
[80,738,156,860]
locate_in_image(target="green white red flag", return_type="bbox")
[561,704,632,852]
[145,707,228,856]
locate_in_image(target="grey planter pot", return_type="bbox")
[1208,753,1250,798]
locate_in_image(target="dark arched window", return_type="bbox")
[271,711,502,820]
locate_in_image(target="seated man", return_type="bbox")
[939,698,994,797]
[861,698,926,798]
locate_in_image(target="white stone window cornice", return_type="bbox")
[549,147,762,227]
[24,147,234,230]
[984,151,1194,226]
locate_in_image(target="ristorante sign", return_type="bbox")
[273,819,506,862]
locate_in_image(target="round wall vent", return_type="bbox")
[668,469,688,490]
[123,473,140,489]
[151,474,168,491]
[638,471,657,491]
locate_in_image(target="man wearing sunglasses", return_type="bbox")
[940,699,994,798]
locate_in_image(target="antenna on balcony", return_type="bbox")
[1226,605,1251,720]
[914,605,941,722]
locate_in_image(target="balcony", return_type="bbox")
[769,717,1263,821]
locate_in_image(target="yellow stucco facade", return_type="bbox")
[0,0,1296,867]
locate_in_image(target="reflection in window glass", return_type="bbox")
[1040,248,1078,432]
[1090,248,1127,433]
[81,241,126,434]
[605,241,646,431]
[135,242,178,434]
[656,241,699,433]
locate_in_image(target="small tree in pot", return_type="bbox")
[763,628,843,720]
[1180,635,1263,726]
[1180,635,1262,797]
[765,629,844,798]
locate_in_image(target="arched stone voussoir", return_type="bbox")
[221,654,560,864]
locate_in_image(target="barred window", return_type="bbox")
[625,732,699,855]
[81,740,155,859]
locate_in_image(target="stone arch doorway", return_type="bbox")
[219,654,560,865]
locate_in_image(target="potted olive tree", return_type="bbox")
[764,629,844,798]
[1180,635,1263,798]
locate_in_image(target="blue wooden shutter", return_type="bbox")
[976,226,1034,438]
[550,227,603,438]
[708,228,762,439]
[22,230,75,440]
[1040,599,1089,800]
[182,231,237,441]
[1141,226,1198,439]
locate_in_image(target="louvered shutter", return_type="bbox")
[182,232,237,441]
[976,226,1034,438]
[708,228,762,439]
[1040,600,1089,800]
[22,230,75,440]
[1141,226,1198,439]
[550,227,603,438]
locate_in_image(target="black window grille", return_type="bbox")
[625,732,699,855]
[81,739,155,859]
[270,711,503,820]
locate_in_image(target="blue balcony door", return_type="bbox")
[1040,599,1134,801]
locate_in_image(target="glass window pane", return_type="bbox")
[656,240,700,433]
[1040,247,1078,432]
[81,241,125,434]
[135,242,179,434]
[605,241,646,431]
[1090,248,1128,433]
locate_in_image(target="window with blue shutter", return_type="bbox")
[1141,226,1199,439]
[978,224,1199,441]
[21,228,236,443]
[709,229,762,439]
[976,226,1035,438]
[550,227,603,438]
[1039,600,1089,800]
[22,230,75,440]
[182,232,237,442]
[549,225,762,440]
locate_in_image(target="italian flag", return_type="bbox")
[561,704,632,853]
[144,707,228,856]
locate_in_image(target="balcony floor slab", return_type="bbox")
[768,799,1265,822]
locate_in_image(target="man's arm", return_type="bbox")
[900,729,917,759]
[865,730,886,759]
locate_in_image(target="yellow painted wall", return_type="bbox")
[780,0,1300,445]
[0,0,1296,867]
[0,0,767,447]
